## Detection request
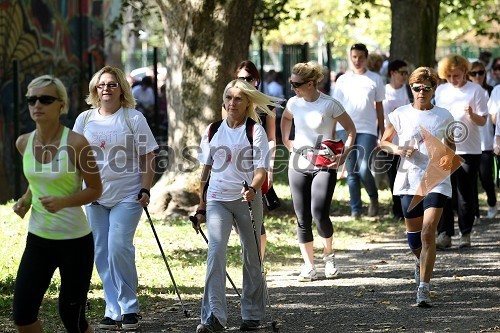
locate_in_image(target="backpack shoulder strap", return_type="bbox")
[208,120,223,142]
[83,109,94,127]
[245,118,256,146]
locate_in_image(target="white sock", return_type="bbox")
[419,282,430,289]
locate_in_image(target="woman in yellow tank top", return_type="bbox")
[12,75,102,333]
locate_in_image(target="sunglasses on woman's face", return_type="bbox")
[411,85,433,93]
[238,76,255,83]
[26,95,60,106]
[289,80,309,88]
[468,70,485,77]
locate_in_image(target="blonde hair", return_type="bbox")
[437,54,470,79]
[292,62,324,87]
[27,75,69,114]
[86,66,136,108]
[367,53,384,72]
[409,67,439,88]
[223,79,283,123]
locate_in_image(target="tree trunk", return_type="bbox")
[150,0,258,218]
[389,0,440,67]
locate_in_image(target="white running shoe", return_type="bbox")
[416,285,432,308]
[323,253,339,279]
[297,266,317,282]
[459,233,471,248]
[487,205,497,219]
[436,232,451,250]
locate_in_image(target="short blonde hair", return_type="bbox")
[27,75,69,114]
[223,79,283,123]
[292,62,324,87]
[409,67,439,88]
[437,54,470,79]
[86,66,135,108]
[367,53,384,72]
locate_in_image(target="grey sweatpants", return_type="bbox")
[200,195,265,326]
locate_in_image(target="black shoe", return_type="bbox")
[99,317,120,330]
[196,313,224,332]
[122,313,142,330]
[240,320,260,331]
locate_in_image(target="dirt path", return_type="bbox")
[99,218,500,333]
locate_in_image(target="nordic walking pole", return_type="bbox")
[139,195,190,318]
[189,215,242,298]
[242,181,279,332]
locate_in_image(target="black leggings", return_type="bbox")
[13,232,94,332]
[476,150,497,212]
[289,168,337,243]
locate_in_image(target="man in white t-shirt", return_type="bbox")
[334,43,385,218]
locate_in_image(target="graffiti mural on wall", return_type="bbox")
[0,0,105,202]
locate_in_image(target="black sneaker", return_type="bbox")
[196,313,224,332]
[99,317,120,330]
[122,313,142,330]
[240,320,260,331]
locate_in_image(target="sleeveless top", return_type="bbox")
[23,127,91,240]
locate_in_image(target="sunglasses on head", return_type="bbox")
[468,70,485,77]
[411,85,433,93]
[289,80,309,88]
[237,76,255,83]
[96,82,119,89]
[26,95,60,106]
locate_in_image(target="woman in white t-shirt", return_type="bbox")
[73,66,158,330]
[281,62,356,282]
[193,79,281,333]
[381,67,455,308]
[434,55,488,250]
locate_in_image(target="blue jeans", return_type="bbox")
[337,131,378,215]
[85,201,143,320]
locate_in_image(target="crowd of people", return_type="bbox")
[10,44,500,332]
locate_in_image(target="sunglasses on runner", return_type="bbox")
[96,82,119,89]
[26,95,60,106]
[468,70,485,77]
[237,76,255,83]
[411,85,433,93]
[289,80,309,88]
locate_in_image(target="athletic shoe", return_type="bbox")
[297,266,317,282]
[323,253,339,279]
[416,285,432,308]
[351,212,362,220]
[436,232,451,250]
[368,199,379,217]
[99,317,120,330]
[459,233,471,248]
[474,216,481,225]
[487,205,497,219]
[196,313,224,333]
[240,320,260,331]
[414,258,420,287]
[122,313,142,330]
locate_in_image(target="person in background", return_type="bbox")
[491,86,500,155]
[468,61,497,220]
[487,57,500,87]
[264,69,285,99]
[380,67,455,308]
[334,43,385,218]
[194,79,281,332]
[132,75,155,128]
[435,55,488,249]
[73,66,158,330]
[380,60,411,220]
[367,53,384,74]
[12,75,102,333]
[281,61,356,282]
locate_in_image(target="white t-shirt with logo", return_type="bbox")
[198,119,270,202]
[73,107,158,206]
[286,92,346,170]
[388,104,454,197]
[334,70,385,136]
[435,81,488,154]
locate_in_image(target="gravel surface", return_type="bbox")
[97,217,500,333]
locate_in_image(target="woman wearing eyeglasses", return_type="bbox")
[468,61,497,221]
[434,55,488,250]
[73,66,158,329]
[12,75,102,332]
[381,67,455,307]
[281,62,356,282]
